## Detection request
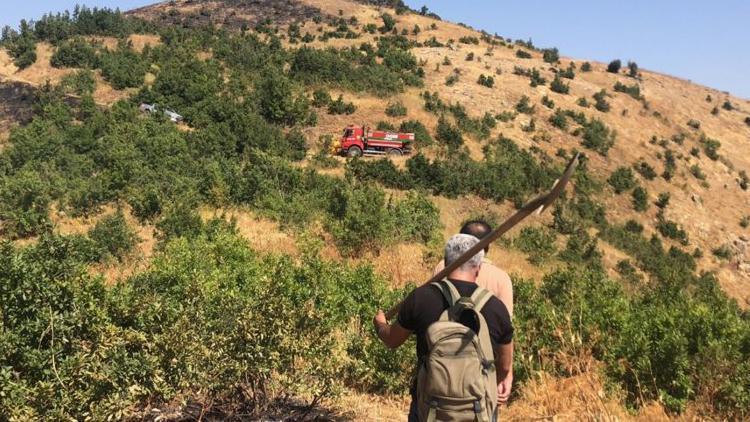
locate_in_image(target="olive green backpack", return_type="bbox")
[416,280,497,422]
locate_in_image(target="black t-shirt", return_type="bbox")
[397,279,513,359]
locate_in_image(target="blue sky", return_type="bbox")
[2,1,748,98]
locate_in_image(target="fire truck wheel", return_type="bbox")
[347,146,362,157]
[387,148,403,156]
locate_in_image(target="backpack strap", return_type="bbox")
[431,279,460,307]
[469,286,493,312]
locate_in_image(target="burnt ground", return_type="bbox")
[127,0,325,30]
[0,81,36,141]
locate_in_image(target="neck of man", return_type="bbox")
[446,267,479,284]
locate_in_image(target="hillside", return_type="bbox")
[1,0,749,420]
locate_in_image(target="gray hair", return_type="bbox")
[444,234,485,272]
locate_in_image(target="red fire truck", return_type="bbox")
[337,125,414,157]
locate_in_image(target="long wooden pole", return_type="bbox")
[385,152,580,320]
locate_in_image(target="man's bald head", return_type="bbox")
[460,220,492,253]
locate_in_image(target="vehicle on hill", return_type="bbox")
[139,103,184,123]
[337,124,414,157]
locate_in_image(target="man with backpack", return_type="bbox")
[373,234,514,421]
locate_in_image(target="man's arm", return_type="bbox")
[373,310,412,349]
[495,342,514,403]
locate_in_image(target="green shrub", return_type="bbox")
[700,135,721,160]
[607,59,621,73]
[377,121,395,130]
[689,164,706,180]
[445,72,459,86]
[385,101,407,117]
[593,89,611,112]
[514,226,557,264]
[541,95,555,109]
[529,68,546,87]
[516,95,535,114]
[581,118,616,155]
[632,186,648,211]
[465,52,474,61]
[559,65,575,79]
[550,74,569,94]
[745,117,750,127]
[577,97,590,108]
[399,119,433,146]
[436,115,463,149]
[712,245,732,260]
[98,45,148,89]
[328,95,356,115]
[608,167,636,194]
[516,49,532,59]
[613,81,641,99]
[477,74,494,88]
[739,170,749,190]
[0,169,52,238]
[687,119,701,130]
[542,47,559,64]
[88,209,138,261]
[312,88,332,107]
[380,13,396,33]
[391,191,442,244]
[722,100,734,111]
[549,109,568,129]
[256,71,311,126]
[656,192,670,209]
[634,161,657,180]
[459,36,479,45]
[581,62,592,72]
[656,212,689,245]
[156,202,204,241]
[627,61,639,77]
[51,37,98,68]
[60,69,96,95]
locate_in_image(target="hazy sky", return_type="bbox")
[2,1,748,98]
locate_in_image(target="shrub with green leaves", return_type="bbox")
[631,186,648,212]
[613,81,642,99]
[607,59,621,73]
[516,49,532,59]
[581,61,592,72]
[51,37,98,68]
[581,118,616,155]
[542,47,559,64]
[98,45,148,89]
[385,101,407,117]
[88,209,138,261]
[515,95,535,114]
[328,94,356,115]
[608,167,636,194]
[399,119,433,146]
[593,89,611,112]
[550,74,569,94]
[514,226,557,264]
[436,115,463,149]
[477,74,494,88]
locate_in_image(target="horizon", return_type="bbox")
[1,0,748,99]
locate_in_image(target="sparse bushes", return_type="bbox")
[687,119,701,130]
[514,226,557,264]
[549,109,568,129]
[385,101,407,117]
[656,212,689,245]
[51,37,98,68]
[98,44,148,89]
[529,68,546,87]
[607,59,621,73]
[327,94,356,115]
[541,95,554,109]
[312,88,332,107]
[700,135,721,160]
[436,115,463,149]
[477,74,494,88]
[516,95,535,114]
[581,61,592,72]
[399,119,433,146]
[627,61,639,78]
[581,118,616,155]
[459,36,479,45]
[593,89,611,112]
[256,71,311,125]
[634,161,657,180]
[608,167,636,193]
[516,49,532,59]
[87,209,138,261]
[614,81,642,99]
[722,100,734,111]
[550,75,569,94]
[739,170,749,190]
[542,47,559,64]
[632,186,648,211]
[380,13,396,33]
[656,192,671,209]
